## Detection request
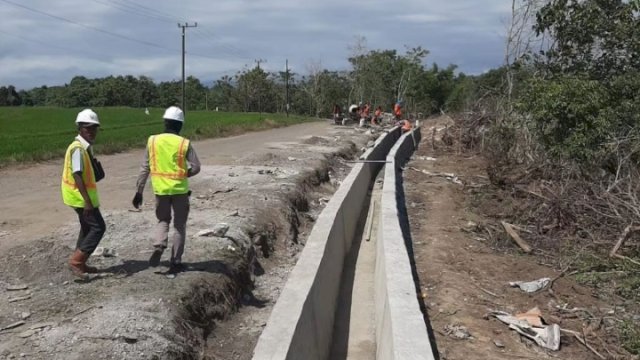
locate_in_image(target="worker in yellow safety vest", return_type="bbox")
[132,106,201,278]
[61,109,107,278]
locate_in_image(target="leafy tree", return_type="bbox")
[156,81,181,108]
[68,76,93,107]
[234,67,275,113]
[534,0,640,80]
[521,0,640,164]
[185,76,207,110]
[137,76,157,108]
[0,87,8,106]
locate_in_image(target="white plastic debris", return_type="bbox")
[509,277,551,293]
[491,308,560,351]
[444,324,472,340]
[91,247,117,257]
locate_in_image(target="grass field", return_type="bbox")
[0,107,316,167]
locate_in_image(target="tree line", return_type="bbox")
[1,45,484,117]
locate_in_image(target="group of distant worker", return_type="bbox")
[332,101,413,132]
[62,106,200,280]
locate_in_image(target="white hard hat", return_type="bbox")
[163,106,184,122]
[349,105,358,113]
[75,109,100,126]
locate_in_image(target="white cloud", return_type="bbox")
[0,0,514,88]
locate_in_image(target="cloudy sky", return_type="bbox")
[0,0,512,90]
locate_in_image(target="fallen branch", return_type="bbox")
[610,224,640,257]
[501,221,532,253]
[560,328,605,360]
[476,285,503,298]
[611,253,640,267]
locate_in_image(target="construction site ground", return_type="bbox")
[405,116,627,360]
[0,121,376,360]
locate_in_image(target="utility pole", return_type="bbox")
[254,58,266,70]
[285,59,289,117]
[178,22,197,112]
[254,58,266,117]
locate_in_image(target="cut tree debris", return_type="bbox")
[609,224,640,266]
[501,221,532,253]
[560,329,606,360]
[408,167,463,185]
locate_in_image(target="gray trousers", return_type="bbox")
[154,194,189,264]
[73,207,106,254]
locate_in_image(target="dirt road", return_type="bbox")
[0,121,332,251]
[0,120,376,360]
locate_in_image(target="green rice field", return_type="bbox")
[0,107,315,167]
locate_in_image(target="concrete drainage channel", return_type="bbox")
[252,126,436,360]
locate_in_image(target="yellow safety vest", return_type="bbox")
[148,133,190,195]
[61,140,100,208]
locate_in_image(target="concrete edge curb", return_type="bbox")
[376,127,436,360]
[252,127,402,360]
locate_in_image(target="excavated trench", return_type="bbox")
[171,143,364,360]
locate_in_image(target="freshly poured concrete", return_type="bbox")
[252,128,401,360]
[252,126,436,360]
[375,128,435,360]
[329,172,384,359]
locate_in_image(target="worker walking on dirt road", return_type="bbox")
[132,106,201,277]
[62,109,107,278]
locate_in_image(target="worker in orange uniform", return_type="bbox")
[362,102,371,119]
[394,119,413,132]
[372,106,383,125]
[61,109,107,278]
[133,106,201,278]
[393,101,403,121]
[400,119,413,132]
[332,103,342,125]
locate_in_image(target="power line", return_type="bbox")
[0,0,175,52]
[0,29,114,65]
[90,0,174,23]
[88,0,251,60]
[1,0,235,62]
[114,0,180,23]
[191,30,248,59]
[106,0,250,58]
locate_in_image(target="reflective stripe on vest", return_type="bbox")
[148,133,190,195]
[61,140,100,208]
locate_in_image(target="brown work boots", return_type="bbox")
[69,249,99,278]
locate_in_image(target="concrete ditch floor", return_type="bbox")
[329,168,385,359]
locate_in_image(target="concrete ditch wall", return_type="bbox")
[375,127,435,360]
[252,127,402,360]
